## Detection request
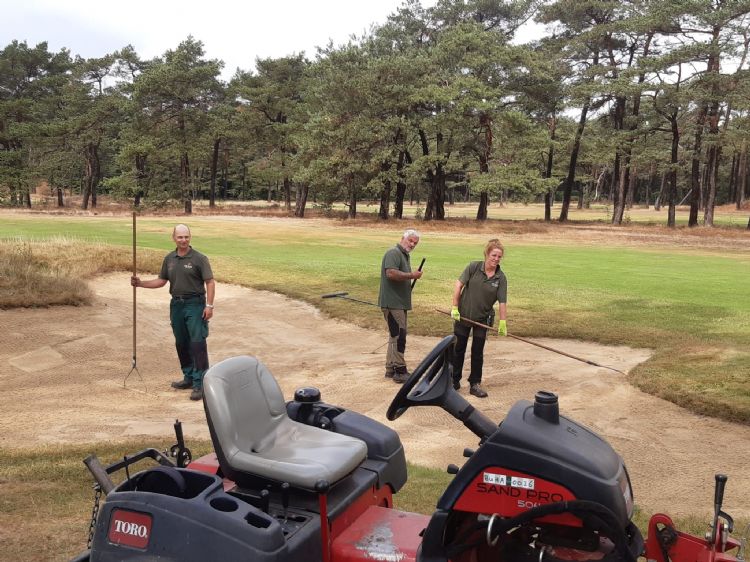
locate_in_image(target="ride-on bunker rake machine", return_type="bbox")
[75,336,746,561]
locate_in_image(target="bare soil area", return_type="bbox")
[2,274,748,519]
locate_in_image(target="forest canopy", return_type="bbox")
[1,0,749,227]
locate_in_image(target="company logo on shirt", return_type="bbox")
[183,263,193,269]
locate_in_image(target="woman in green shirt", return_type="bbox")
[450,239,508,398]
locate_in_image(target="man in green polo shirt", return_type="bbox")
[378,229,423,384]
[131,224,215,401]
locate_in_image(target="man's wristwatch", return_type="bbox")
[205,304,214,309]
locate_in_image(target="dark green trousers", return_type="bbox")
[170,297,209,389]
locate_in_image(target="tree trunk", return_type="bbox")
[559,100,590,222]
[294,184,309,217]
[428,167,446,220]
[667,114,680,227]
[655,172,666,211]
[379,180,392,220]
[728,153,737,204]
[209,137,220,208]
[476,152,490,221]
[283,176,291,211]
[594,168,608,202]
[419,129,446,221]
[626,164,637,208]
[477,113,493,222]
[544,116,557,222]
[577,180,584,210]
[57,187,64,207]
[81,141,101,210]
[645,164,657,209]
[393,151,408,219]
[703,145,720,226]
[737,144,747,210]
[181,152,192,214]
[477,192,489,220]
[134,153,147,207]
[689,105,708,227]
[379,160,392,220]
[348,182,357,219]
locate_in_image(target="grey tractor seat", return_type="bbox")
[203,355,368,490]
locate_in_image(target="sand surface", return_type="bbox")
[2,273,748,518]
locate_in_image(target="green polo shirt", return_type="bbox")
[458,261,507,324]
[378,244,413,310]
[159,247,213,297]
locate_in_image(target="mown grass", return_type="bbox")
[1,443,745,561]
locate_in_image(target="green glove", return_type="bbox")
[497,319,507,336]
[451,306,461,321]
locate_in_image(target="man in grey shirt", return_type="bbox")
[378,229,422,384]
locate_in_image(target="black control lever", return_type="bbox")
[259,488,270,514]
[710,474,730,544]
[281,482,290,522]
[169,419,192,468]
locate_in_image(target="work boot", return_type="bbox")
[171,379,192,390]
[384,369,394,379]
[452,378,461,391]
[190,388,203,401]
[393,368,410,384]
[470,384,488,398]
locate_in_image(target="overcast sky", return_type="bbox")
[2,0,438,79]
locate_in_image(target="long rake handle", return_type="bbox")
[132,212,137,367]
[434,309,625,375]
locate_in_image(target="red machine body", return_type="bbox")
[76,336,745,562]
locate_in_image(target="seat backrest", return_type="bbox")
[204,356,287,457]
[204,355,368,489]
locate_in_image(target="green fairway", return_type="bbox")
[1,214,749,422]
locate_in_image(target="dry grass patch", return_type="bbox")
[0,237,163,309]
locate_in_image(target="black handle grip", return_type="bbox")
[714,473,728,510]
[83,454,115,494]
[259,489,270,513]
[173,419,184,445]
[321,292,348,299]
[411,258,426,289]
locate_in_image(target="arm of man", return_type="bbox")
[131,276,168,289]
[386,268,422,282]
[203,279,216,320]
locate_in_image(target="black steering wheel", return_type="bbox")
[387,335,455,421]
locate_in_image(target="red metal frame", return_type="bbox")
[644,513,741,562]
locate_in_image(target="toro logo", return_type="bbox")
[108,509,152,549]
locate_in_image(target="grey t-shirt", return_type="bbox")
[159,247,213,297]
[378,245,412,310]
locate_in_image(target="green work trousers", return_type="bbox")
[170,297,209,389]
